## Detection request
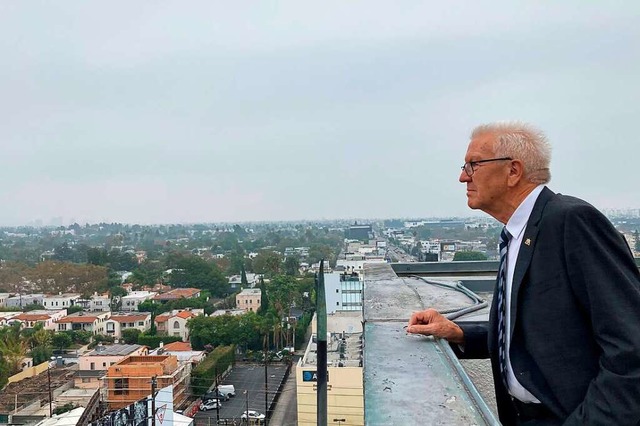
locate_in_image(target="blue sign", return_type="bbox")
[302,370,329,382]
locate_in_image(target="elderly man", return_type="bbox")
[407,122,640,425]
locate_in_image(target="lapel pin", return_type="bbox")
[524,238,531,246]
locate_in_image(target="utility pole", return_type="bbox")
[316,260,327,426]
[264,334,269,425]
[244,390,249,421]
[47,361,53,417]
[151,376,157,426]
[214,367,220,424]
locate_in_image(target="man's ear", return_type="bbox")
[507,160,525,187]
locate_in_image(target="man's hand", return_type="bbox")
[407,309,464,344]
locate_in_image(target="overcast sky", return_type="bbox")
[1,2,639,226]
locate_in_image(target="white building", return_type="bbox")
[105,313,152,339]
[121,291,156,312]
[42,293,81,310]
[155,310,201,341]
[323,273,363,313]
[76,293,111,312]
[10,309,67,330]
[0,293,10,307]
[56,312,110,335]
[5,294,44,309]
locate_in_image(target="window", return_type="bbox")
[114,378,129,395]
[138,321,144,326]
[103,362,107,367]
[336,302,340,306]
[90,362,95,370]
[173,321,180,329]
[82,378,91,383]
[128,323,134,327]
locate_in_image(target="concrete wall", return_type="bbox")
[7,361,49,384]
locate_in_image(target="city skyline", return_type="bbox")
[1,2,639,226]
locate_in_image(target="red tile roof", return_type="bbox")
[56,315,99,323]
[163,341,192,351]
[14,313,51,321]
[109,314,149,323]
[153,288,201,301]
[176,311,196,319]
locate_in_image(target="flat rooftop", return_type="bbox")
[86,344,144,357]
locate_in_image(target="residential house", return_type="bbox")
[105,313,152,339]
[120,291,156,312]
[228,273,262,289]
[5,293,44,309]
[55,311,110,335]
[76,293,111,312]
[0,311,20,327]
[155,310,202,341]
[0,293,10,307]
[151,341,205,365]
[210,309,245,317]
[76,344,148,389]
[152,288,201,304]
[104,355,190,410]
[10,309,67,330]
[236,288,262,313]
[42,293,81,310]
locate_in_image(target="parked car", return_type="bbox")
[241,410,266,424]
[199,400,221,411]
[203,390,230,402]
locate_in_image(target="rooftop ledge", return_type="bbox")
[363,262,500,426]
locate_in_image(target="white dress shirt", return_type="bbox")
[503,184,545,403]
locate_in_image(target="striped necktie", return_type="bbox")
[497,227,512,389]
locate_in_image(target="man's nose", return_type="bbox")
[459,169,471,183]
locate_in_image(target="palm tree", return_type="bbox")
[0,332,28,374]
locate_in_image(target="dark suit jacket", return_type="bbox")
[456,187,640,425]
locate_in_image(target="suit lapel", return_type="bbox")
[509,187,554,339]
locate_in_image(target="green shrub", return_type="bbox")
[191,345,235,395]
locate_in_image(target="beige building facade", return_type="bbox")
[296,312,364,426]
[235,288,262,312]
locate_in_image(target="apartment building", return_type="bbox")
[235,288,262,312]
[105,313,152,339]
[56,311,110,335]
[104,355,190,410]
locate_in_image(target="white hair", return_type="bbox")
[471,121,552,184]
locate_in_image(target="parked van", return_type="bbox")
[218,384,236,397]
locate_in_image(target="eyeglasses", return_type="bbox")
[461,157,512,177]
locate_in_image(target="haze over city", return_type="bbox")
[1,2,639,226]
